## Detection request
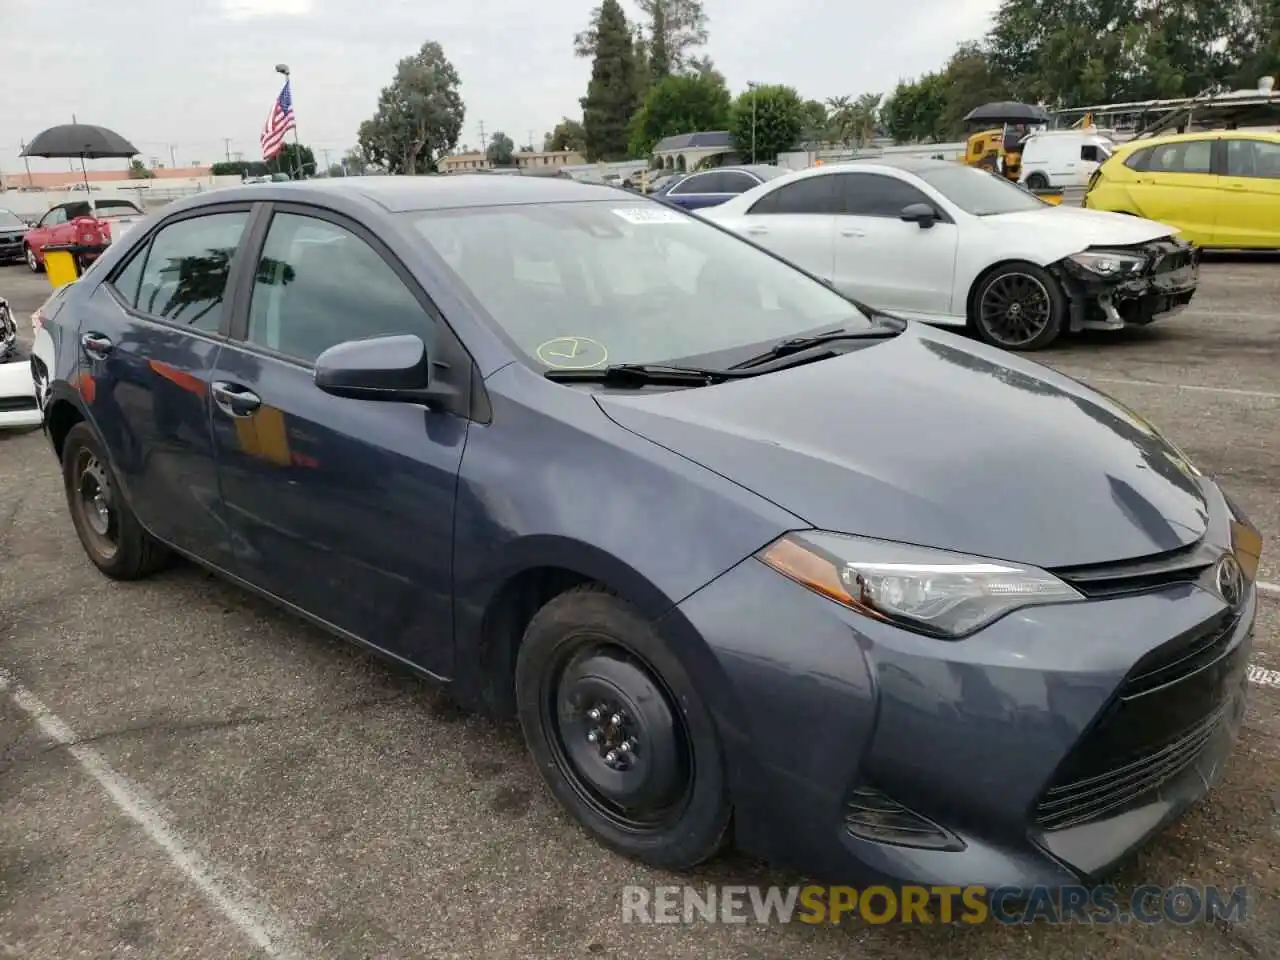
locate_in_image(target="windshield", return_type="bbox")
[915,165,1048,216]
[0,210,24,228]
[405,199,877,368]
[93,200,143,218]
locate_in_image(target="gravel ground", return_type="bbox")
[1,257,1277,960]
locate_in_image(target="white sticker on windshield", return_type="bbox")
[611,207,689,225]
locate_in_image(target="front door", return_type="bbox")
[1214,137,1280,249]
[209,206,466,677]
[829,172,958,317]
[74,205,255,563]
[28,205,69,262]
[1130,138,1221,242]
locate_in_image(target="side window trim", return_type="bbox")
[101,201,260,339]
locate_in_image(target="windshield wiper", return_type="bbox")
[544,363,734,386]
[729,323,901,369]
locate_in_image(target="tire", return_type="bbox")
[1025,172,1050,190]
[24,244,42,273]
[515,585,731,870]
[969,261,1067,351]
[61,422,171,580]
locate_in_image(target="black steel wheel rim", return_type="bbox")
[541,636,695,833]
[74,449,119,560]
[979,272,1052,347]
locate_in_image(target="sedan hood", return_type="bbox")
[597,326,1209,569]
[988,206,1176,247]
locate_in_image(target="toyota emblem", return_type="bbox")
[1215,554,1245,608]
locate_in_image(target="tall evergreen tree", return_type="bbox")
[579,0,641,160]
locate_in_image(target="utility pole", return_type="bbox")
[19,140,33,188]
[748,81,760,164]
[478,121,486,159]
[233,151,243,163]
[322,148,331,174]
[528,129,534,150]
[223,138,232,162]
[169,144,177,168]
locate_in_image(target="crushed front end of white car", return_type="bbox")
[1049,238,1201,333]
[0,296,40,429]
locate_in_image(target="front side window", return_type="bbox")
[1148,140,1214,174]
[246,213,435,365]
[408,198,875,369]
[669,172,719,195]
[134,212,249,331]
[40,208,67,227]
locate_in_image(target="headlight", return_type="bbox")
[757,532,1083,638]
[1067,251,1146,276]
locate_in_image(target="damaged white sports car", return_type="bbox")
[700,157,1199,351]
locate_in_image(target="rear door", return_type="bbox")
[829,172,958,316]
[1213,138,1280,249]
[74,203,257,565]
[208,204,468,676]
[1128,138,1220,240]
[727,175,838,280]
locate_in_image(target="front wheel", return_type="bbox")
[515,586,731,870]
[969,262,1066,351]
[1024,172,1050,190]
[24,244,42,273]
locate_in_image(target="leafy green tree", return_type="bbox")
[277,142,316,178]
[880,73,949,143]
[544,118,588,152]
[937,43,1011,137]
[629,70,732,157]
[486,131,515,165]
[357,41,465,174]
[579,0,642,160]
[729,84,805,163]
[636,0,707,75]
[800,99,828,141]
[128,159,154,179]
[342,146,371,174]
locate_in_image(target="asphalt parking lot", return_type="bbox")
[1,258,1278,960]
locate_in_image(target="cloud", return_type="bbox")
[1,0,1001,173]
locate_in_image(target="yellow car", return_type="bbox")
[1083,129,1280,249]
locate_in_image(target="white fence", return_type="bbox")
[0,176,244,217]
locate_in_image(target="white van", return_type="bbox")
[1018,131,1116,190]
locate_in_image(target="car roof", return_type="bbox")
[164,174,632,215]
[835,156,958,173]
[1115,128,1280,151]
[688,164,787,178]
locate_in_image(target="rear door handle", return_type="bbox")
[745,225,768,235]
[81,332,113,356]
[211,380,262,417]
[840,228,866,238]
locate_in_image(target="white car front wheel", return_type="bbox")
[970,262,1067,352]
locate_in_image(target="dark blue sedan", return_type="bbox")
[652,164,789,209]
[36,176,1261,891]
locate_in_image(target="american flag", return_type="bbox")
[260,78,296,159]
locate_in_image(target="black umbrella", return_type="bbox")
[21,123,139,191]
[962,102,1051,125]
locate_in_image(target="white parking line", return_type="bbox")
[0,668,308,960]
[1080,376,1280,400]
[1262,581,1280,597]
[1250,665,1280,690]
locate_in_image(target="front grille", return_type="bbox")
[1054,541,1218,599]
[1034,611,1247,831]
[1035,700,1230,830]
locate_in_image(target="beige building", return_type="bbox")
[438,149,586,174]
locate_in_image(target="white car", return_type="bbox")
[702,158,1201,350]
[0,295,41,430]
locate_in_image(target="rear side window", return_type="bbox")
[718,171,760,194]
[1147,140,1214,174]
[128,212,250,331]
[749,176,836,214]
[1225,139,1280,180]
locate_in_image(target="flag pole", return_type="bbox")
[275,63,302,179]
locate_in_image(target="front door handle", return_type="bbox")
[744,225,768,235]
[840,228,866,238]
[211,381,262,417]
[81,332,113,356]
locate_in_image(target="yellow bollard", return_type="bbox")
[44,249,79,288]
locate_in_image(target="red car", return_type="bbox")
[23,197,145,273]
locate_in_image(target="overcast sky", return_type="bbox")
[2,0,997,173]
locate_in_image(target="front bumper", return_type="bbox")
[1056,239,1200,333]
[668,535,1254,890]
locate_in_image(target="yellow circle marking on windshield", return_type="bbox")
[536,337,609,369]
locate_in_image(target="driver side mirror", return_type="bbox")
[314,334,458,407]
[900,203,941,229]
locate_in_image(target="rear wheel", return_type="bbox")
[25,244,42,273]
[1025,172,1050,190]
[62,423,171,579]
[515,586,731,870]
[970,262,1066,351]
